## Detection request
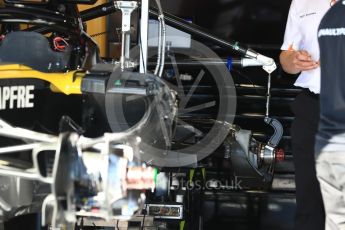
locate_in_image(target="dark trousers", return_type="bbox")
[290,90,325,230]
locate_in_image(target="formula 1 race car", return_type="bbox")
[0,0,284,229]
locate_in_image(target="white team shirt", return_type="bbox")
[281,0,332,94]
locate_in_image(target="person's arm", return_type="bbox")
[279,50,319,75]
[279,0,319,74]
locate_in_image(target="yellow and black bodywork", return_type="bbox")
[0,64,84,133]
[0,64,83,95]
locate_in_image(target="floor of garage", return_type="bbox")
[203,192,296,230]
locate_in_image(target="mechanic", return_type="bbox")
[316,1,345,229]
[279,0,336,229]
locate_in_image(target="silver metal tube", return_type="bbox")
[0,168,40,180]
[0,127,57,143]
[241,58,265,67]
[153,0,166,77]
[154,18,162,75]
[0,143,39,154]
[0,196,11,212]
[0,119,11,128]
[41,194,55,226]
[265,73,271,117]
[120,32,126,70]
[125,32,131,60]
[139,0,149,73]
[158,15,166,77]
[78,133,128,150]
[245,49,258,59]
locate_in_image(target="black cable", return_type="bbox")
[232,68,267,95]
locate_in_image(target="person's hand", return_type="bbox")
[291,50,319,71]
[280,50,319,74]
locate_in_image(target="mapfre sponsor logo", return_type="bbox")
[0,86,35,110]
